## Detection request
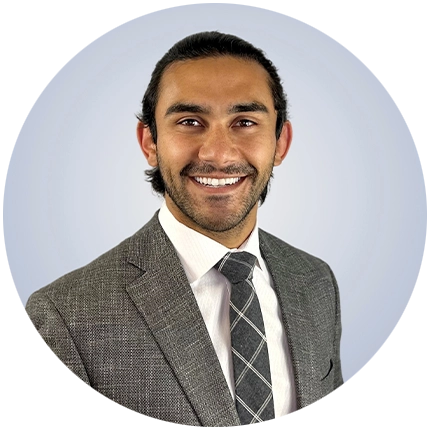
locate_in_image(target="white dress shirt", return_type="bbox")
[158,202,297,417]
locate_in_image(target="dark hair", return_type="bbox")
[137,31,288,204]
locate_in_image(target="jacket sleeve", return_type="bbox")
[330,269,351,427]
[14,290,173,427]
[329,267,343,389]
[24,290,93,391]
[5,290,100,427]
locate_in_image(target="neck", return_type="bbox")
[165,199,258,249]
[193,217,256,249]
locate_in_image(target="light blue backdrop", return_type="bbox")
[3,4,426,383]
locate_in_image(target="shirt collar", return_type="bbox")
[158,201,264,284]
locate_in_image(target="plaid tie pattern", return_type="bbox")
[215,251,275,425]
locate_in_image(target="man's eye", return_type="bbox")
[178,119,201,127]
[235,119,256,127]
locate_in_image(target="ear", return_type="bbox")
[274,121,293,166]
[136,121,158,167]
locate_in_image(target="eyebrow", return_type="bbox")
[164,101,269,117]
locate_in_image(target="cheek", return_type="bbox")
[157,136,195,170]
[242,139,277,169]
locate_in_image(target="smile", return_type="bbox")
[193,176,243,187]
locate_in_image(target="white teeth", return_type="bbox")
[194,177,241,187]
[225,177,240,185]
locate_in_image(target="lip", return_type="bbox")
[189,175,247,193]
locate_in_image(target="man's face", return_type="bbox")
[143,56,290,237]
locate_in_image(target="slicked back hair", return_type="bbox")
[137,31,288,205]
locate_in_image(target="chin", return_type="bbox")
[190,209,252,234]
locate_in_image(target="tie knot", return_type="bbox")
[215,251,257,284]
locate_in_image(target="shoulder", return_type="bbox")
[259,228,333,277]
[26,213,162,307]
[26,235,132,313]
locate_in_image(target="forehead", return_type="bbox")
[156,56,274,112]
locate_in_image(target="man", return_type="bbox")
[26,31,342,426]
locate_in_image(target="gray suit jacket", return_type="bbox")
[26,212,342,426]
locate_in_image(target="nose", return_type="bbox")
[197,125,239,167]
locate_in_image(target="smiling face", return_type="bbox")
[138,56,292,247]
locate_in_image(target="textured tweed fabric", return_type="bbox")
[26,212,343,426]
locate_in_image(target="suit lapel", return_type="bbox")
[125,214,240,427]
[259,230,324,408]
